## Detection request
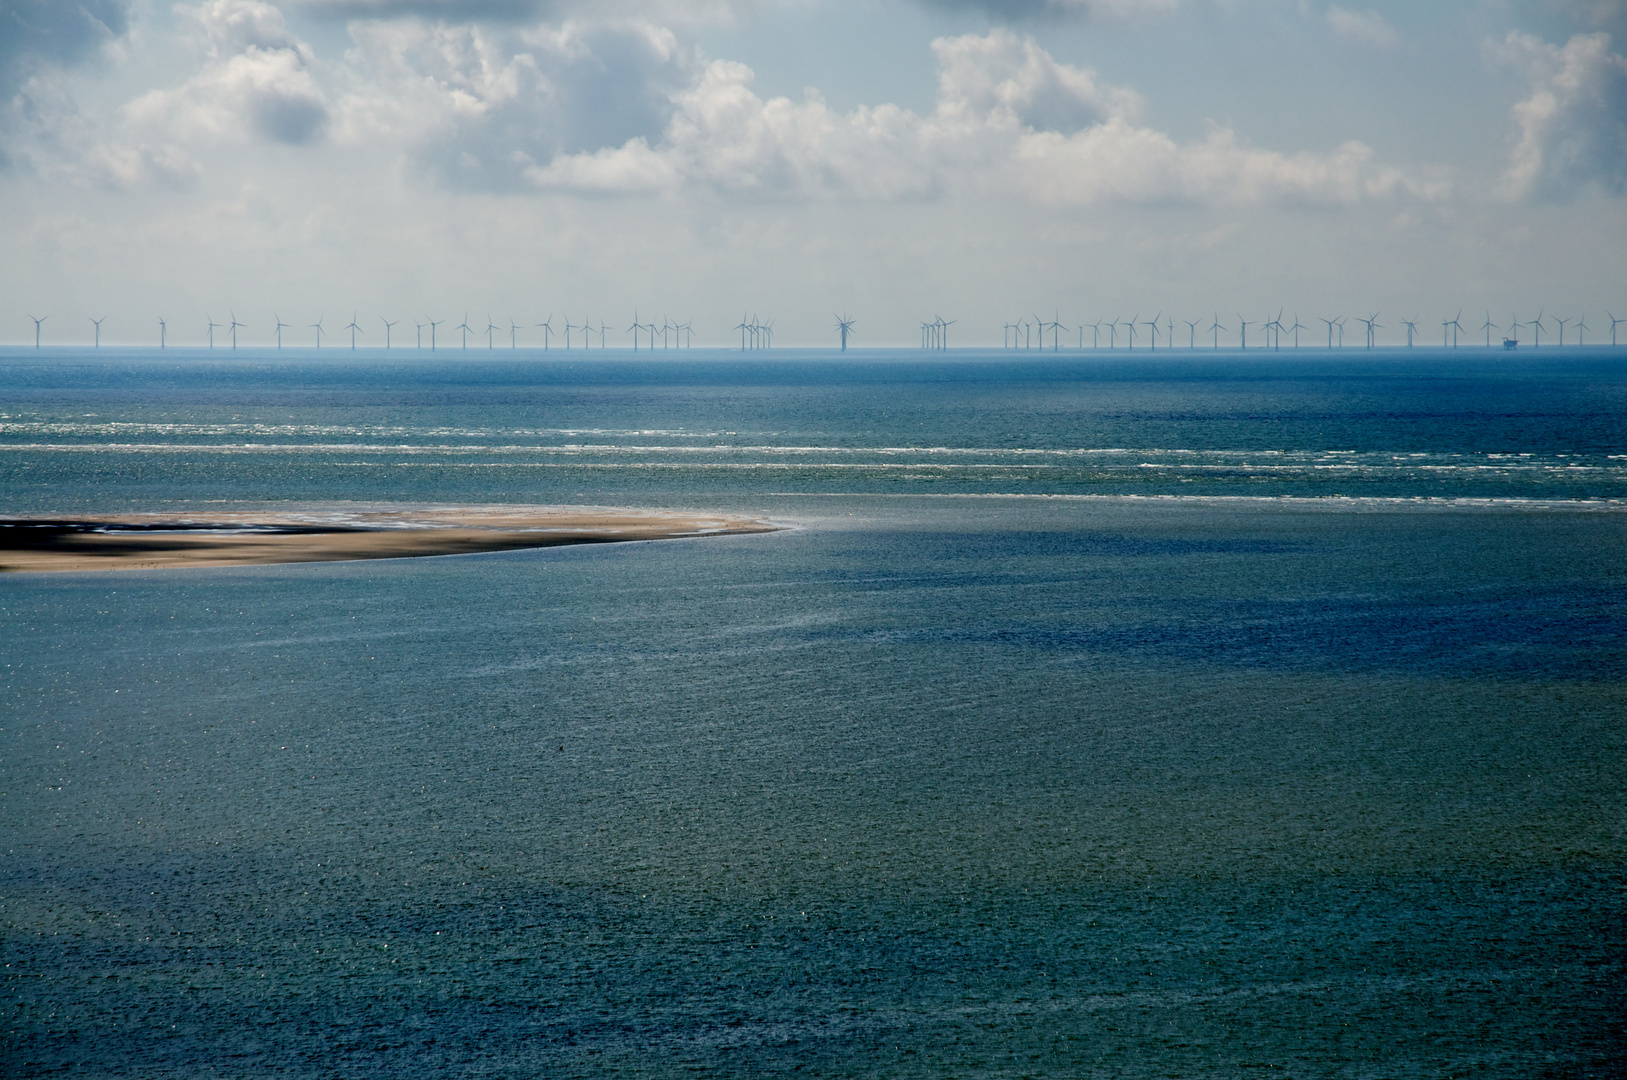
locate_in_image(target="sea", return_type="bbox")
[2,346,1624,1077]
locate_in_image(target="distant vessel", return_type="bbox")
[1503,336,1518,350]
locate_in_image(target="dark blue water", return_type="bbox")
[3,349,1625,1076]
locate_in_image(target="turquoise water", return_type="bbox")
[3,349,1625,1076]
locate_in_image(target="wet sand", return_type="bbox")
[0,507,780,573]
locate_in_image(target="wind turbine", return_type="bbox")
[1287,314,1306,349]
[508,318,521,348]
[228,312,245,350]
[536,315,554,350]
[1480,312,1498,348]
[1335,317,1347,348]
[1530,310,1546,347]
[1264,310,1284,350]
[426,317,442,351]
[1124,314,1139,350]
[29,314,46,348]
[1088,319,1104,349]
[310,316,325,349]
[1609,314,1623,346]
[344,313,363,350]
[1184,319,1198,349]
[836,313,855,351]
[1320,317,1338,349]
[381,318,397,349]
[456,314,473,350]
[1144,312,1162,351]
[632,312,649,351]
[678,320,691,348]
[1237,314,1251,349]
[1553,315,1571,346]
[89,316,105,348]
[1446,311,1463,349]
[484,315,498,349]
[1575,315,1589,346]
[1359,313,1381,350]
[415,321,424,349]
[563,318,576,349]
[273,313,289,349]
[206,315,220,348]
[1401,317,1419,347]
[158,317,167,349]
[1208,313,1225,350]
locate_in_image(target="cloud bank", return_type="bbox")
[1498,30,1627,198]
[523,28,1439,207]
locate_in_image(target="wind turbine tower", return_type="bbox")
[345,313,363,350]
[228,313,245,350]
[310,316,325,349]
[89,316,105,348]
[836,313,856,351]
[1208,314,1225,350]
[158,317,167,349]
[382,318,397,349]
[427,318,442,350]
[484,315,498,349]
[1480,313,1498,348]
[456,315,473,350]
[1401,317,1419,347]
[29,314,46,348]
[1609,314,1623,346]
[1287,314,1306,348]
[206,315,220,349]
[273,314,289,349]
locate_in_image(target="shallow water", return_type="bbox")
[2,349,1624,1076]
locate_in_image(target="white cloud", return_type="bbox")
[1496,30,1627,199]
[1326,6,1398,50]
[931,27,1141,128]
[289,0,749,24]
[529,28,1443,208]
[337,18,693,189]
[914,0,1181,20]
[122,1,330,149]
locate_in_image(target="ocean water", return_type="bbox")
[2,348,1624,1077]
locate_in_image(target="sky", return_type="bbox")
[1,0,1624,347]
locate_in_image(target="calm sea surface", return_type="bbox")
[3,348,1624,1076]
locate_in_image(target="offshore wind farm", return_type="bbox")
[9,306,1621,351]
[4,1,1625,1078]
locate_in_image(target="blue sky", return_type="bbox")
[2,0,1623,346]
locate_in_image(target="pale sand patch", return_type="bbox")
[0,506,781,573]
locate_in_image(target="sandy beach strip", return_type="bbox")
[0,506,780,573]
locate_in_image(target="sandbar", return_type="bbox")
[0,506,780,573]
